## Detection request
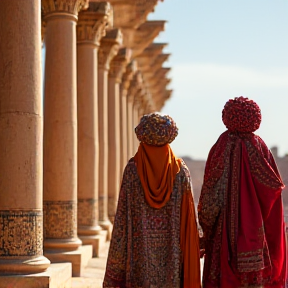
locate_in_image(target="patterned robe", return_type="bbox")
[198,131,286,288]
[103,158,196,288]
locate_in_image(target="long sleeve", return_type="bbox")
[198,136,226,234]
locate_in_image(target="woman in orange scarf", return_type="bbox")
[103,113,201,288]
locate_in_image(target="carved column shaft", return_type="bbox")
[120,61,136,170]
[127,97,135,159]
[119,85,128,170]
[133,104,140,152]
[98,29,122,237]
[133,89,144,153]
[108,48,130,222]
[127,73,141,158]
[0,0,50,274]
[76,2,111,254]
[42,0,87,251]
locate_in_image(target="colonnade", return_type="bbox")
[0,0,172,279]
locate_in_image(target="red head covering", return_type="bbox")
[222,96,261,133]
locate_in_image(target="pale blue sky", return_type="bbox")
[148,0,288,159]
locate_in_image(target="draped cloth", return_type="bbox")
[134,142,201,288]
[198,131,286,288]
[103,144,201,288]
[134,142,181,209]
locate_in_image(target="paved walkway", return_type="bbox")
[72,242,109,288]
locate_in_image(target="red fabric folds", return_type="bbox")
[198,131,286,288]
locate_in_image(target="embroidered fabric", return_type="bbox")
[198,131,286,288]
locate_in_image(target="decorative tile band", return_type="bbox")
[43,201,77,239]
[78,198,98,227]
[0,210,43,257]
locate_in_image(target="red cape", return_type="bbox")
[198,131,286,288]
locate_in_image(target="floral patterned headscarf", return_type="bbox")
[135,112,178,146]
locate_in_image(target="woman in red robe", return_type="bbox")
[198,96,286,288]
[103,113,201,288]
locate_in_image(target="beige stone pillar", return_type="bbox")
[120,61,137,169]
[108,48,130,223]
[127,72,142,157]
[133,105,140,153]
[98,29,122,237]
[77,2,111,256]
[138,91,150,121]
[127,77,138,159]
[133,90,143,153]
[0,0,50,274]
[42,0,88,252]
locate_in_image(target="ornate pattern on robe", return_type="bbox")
[103,159,197,288]
[198,131,286,288]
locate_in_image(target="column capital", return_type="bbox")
[131,21,166,57]
[109,0,158,29]
[98,29,123,70]
[140,92,154,116]
[109,48,132,83]
[128,71,143,102]
[121,60,138,97]
[134,87,147,108]
[144,98,156,115]
[42,0,89,20]
[154,89,173,111]
[143,43,168,56]
[41,19,46,44]
[155,67,171,79]
[77,2,112,46]
[137,48,169,73]
[147,67,171,90]
[149,77,171,93]
[142,52,170,78]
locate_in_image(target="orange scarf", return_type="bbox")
[134,142,201,287]
[134,142,181,208]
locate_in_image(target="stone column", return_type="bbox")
[98,29,122,238]
[134,74,144,154]
[133,90,143,153]
[42,0,88,252]
[0,0,50,274]
[120,61,137,169]
[77,2,111,257]
[133,105,140,152]
[108,48,130,223]
[127,72,141,158]
[137,91,149,121]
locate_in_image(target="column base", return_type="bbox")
[77,225,103,236]
[0,262,71,288]
[44,245,93,277]
[79,230,108,257]
[0,256,50,275]
[44,237,82,251]
[99,220,113,241]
